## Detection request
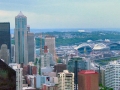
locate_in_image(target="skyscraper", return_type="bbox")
[78,70,99,90]
[0,22,11,63]
[27,26,35,62]
[14,11,28,65]
[45,36,56,62]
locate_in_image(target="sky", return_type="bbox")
[0,0,120,29]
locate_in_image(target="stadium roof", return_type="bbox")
[93,43,107,50]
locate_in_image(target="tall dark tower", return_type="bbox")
[27,26,35,62]
[75,60,78,90]
[0,22,11,63]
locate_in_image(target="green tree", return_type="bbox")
[57,58,62,63]
[99,84,113,90]
[34,58,38,65]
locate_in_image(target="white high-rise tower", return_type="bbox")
[14,11,28,65]
[105,61,120,90]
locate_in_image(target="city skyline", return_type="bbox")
[0,0,120,29]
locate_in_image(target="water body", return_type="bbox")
[10,28,120,34]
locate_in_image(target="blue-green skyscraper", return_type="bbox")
[14,11,28,65]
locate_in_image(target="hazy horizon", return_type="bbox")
[10,28,120,34]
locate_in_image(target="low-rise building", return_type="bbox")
[54,63,66,73]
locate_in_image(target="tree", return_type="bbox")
[57,58,62,63]
[99,84,113,90]
[34,58,38,65]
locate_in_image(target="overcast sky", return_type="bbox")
[0,0,120,29]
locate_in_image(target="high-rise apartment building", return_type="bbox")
[9,63,23,90]
[41,46,53,68]
[58,70,74,90]
[0,22,11,63]
[16,68,23,90]
[105,61,120,90]
[27,27,35,62]
[45,36,56,62]
[14,11,28,65]
[0,44,9,64]
[78,70,99,90]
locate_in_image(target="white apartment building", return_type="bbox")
[58,70,74,90]
[41,46,54,68]
[16,68,23,90]
[105,61,120,90]
[9,63,23,90]
[41,53,52,68]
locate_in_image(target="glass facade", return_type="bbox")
[67,58,87,73]
[15,13,28,64]
[0,22,11,63]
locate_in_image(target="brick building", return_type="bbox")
[78,70,99,90]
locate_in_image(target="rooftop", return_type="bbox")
[18,11,24,16]
[23,87,35,90]
[93,43,107,50]
[16,11,26,17]
[79,70,98,74]
[109,61,120,65]
[45,35,55,38]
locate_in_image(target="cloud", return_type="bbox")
[0,0,120,28]
[0,10,80,28]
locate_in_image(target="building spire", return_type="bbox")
[17,11,24,16]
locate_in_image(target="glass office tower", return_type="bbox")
[0,22,11,63]
[14,11,28,65]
